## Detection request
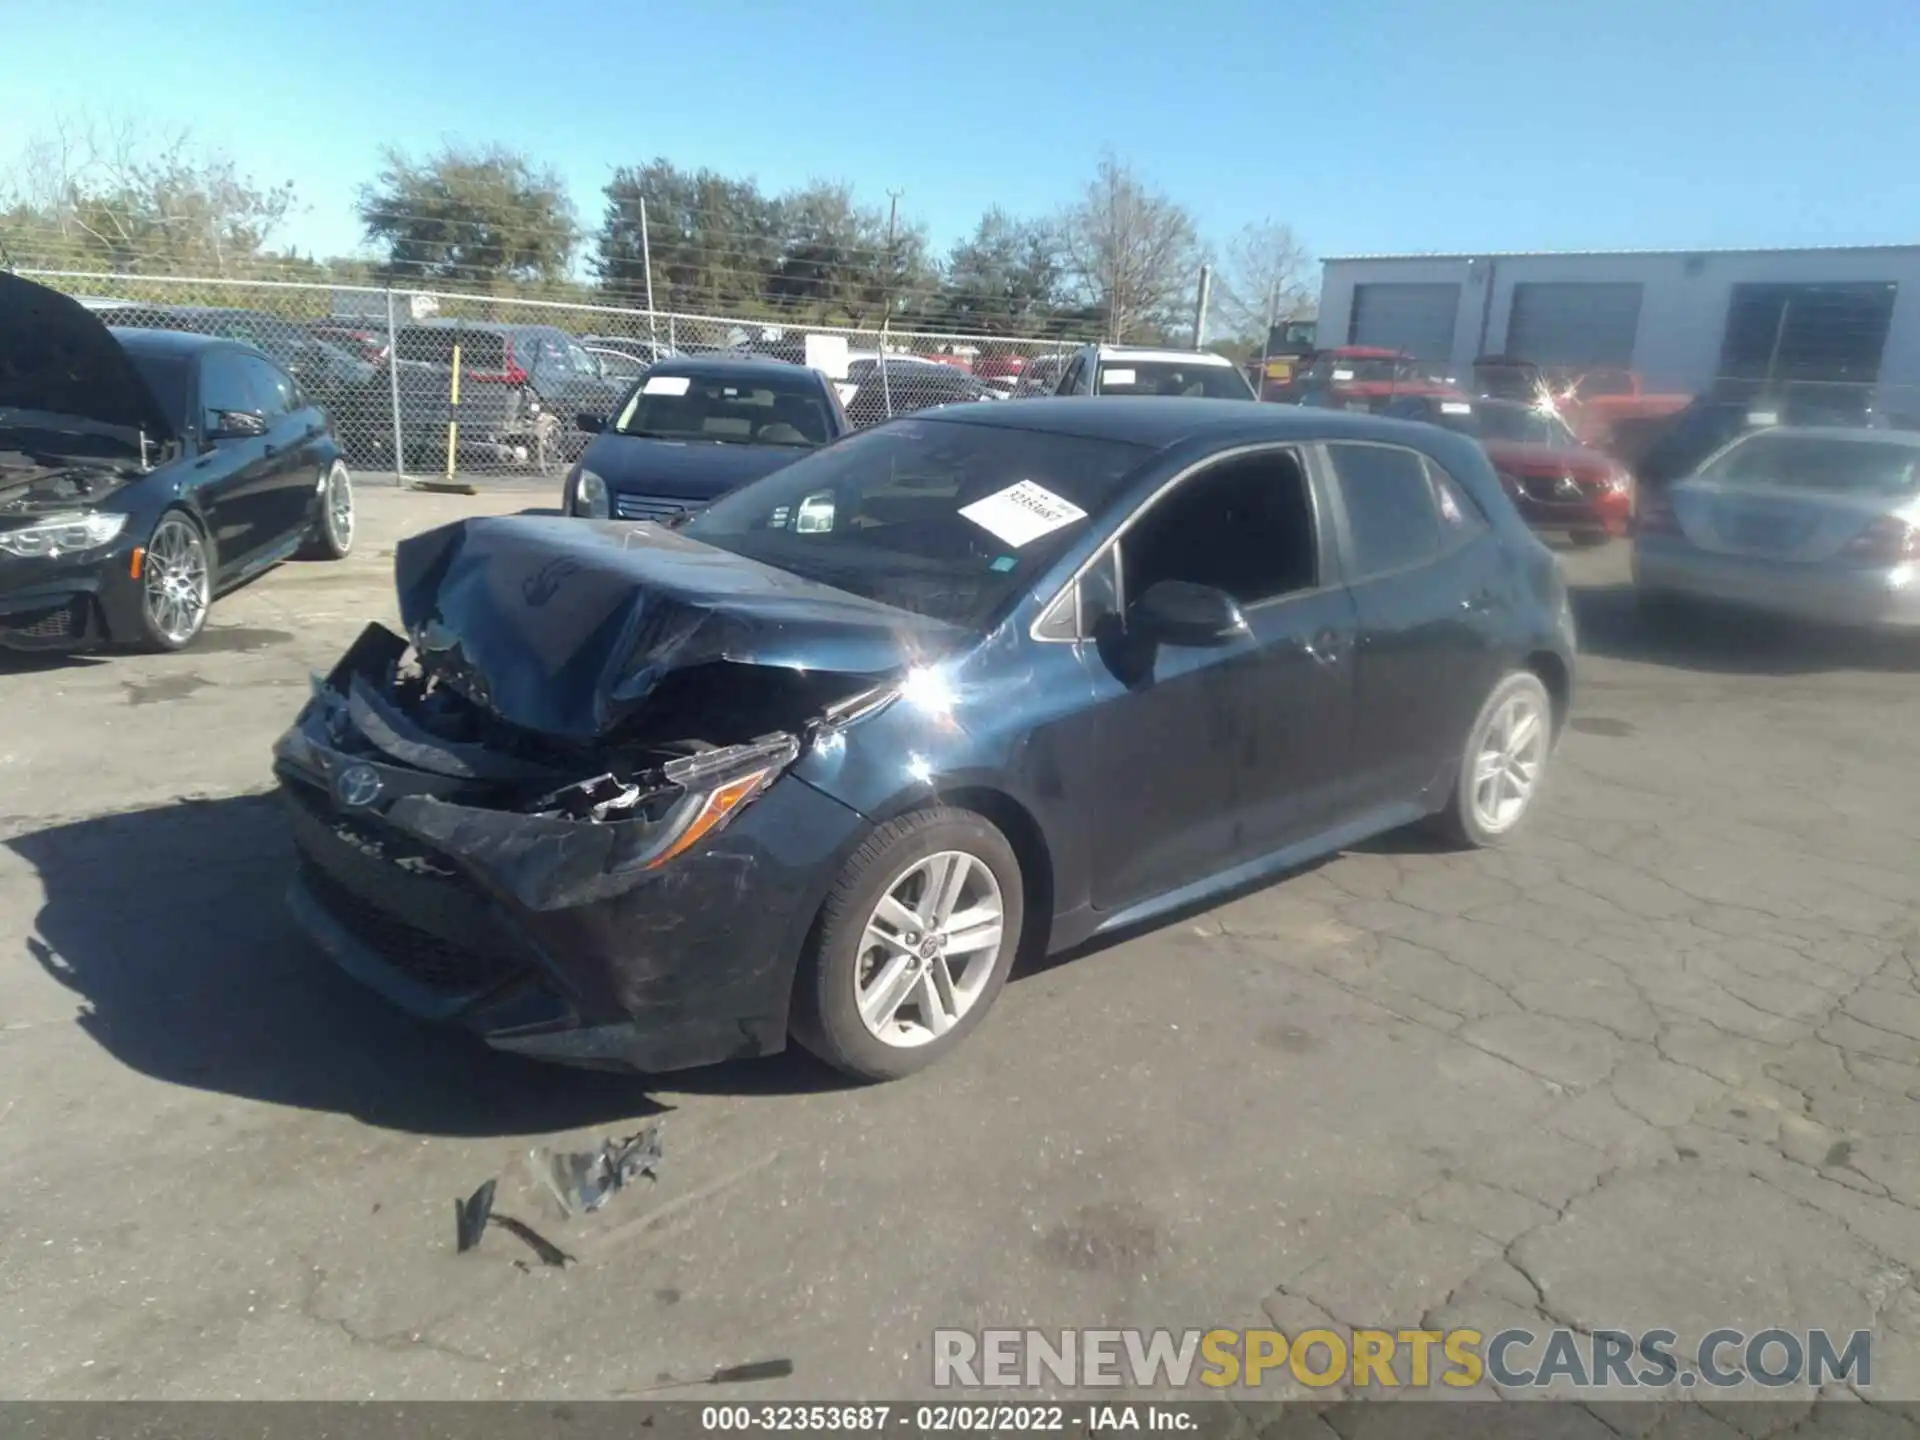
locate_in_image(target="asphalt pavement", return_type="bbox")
[2,480,1918,1427]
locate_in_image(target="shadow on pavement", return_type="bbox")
[5,793,838,1133]
[1571,582,1920,675]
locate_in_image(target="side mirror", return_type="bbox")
[208,410,268,440]
[576,411,606,434]
[1128,580,1249,648]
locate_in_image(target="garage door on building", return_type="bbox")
[1717,282,1896,389]
[1348,284,1460,361]
[1504,283,1643,368]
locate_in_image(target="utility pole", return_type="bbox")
[1191,264,1213,349]
[881,189,905,415]
[639,195,659,351]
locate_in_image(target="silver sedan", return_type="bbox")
[1632,426,1920,629]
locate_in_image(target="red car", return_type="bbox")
[1382,393,1633,545]
[1290,346,1465,411]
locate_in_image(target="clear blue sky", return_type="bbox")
[6,0,1917,266]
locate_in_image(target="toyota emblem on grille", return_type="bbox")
[336,764,383,809]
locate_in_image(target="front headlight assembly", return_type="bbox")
[0,511,130,559]
[573,468,610,519]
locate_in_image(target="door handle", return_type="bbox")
[1299,631,1345,666]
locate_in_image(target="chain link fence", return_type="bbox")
[18,270,1082,479]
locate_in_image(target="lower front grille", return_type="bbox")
[0,597,88,641]
[300,858,524,994]
[614,492,696,522]
[1521,475,1581,503]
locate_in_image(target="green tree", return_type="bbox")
[767,181,933,327]
[936,209,1071,335]
[355,143,577,290]
[593,160,784,313]
[0,114,296,276]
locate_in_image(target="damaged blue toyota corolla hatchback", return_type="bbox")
[275,398,1577,1081]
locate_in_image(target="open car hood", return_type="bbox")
[0,273,176,439]
[393,516,971,743]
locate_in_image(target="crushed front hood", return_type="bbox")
[0,273,176,440]
[393,516,970,742]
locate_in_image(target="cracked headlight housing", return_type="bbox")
[0,511,130,559]
[573,468,610,519]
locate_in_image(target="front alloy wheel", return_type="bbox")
[792,808,1025,1081]
[854,851,1006,1048]
[140,514,211,651]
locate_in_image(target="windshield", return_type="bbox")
[681,418,1147,630]
[1471,400,1578,447]
[1698,433,1920,496]
[1311,356,1404,385]
[1096,361,1254,399]
[614,370,833,447]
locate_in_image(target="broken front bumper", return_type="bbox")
[273,630,870,1073]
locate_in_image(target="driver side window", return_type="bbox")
[1055,449,1318,638]
[198,350,257,432]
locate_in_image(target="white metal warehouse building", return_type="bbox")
[1315,246,1920,402]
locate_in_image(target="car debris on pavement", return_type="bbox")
[535,1124,665,1217]
[453,1176,576,1267]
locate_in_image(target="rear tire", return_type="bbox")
[136,510,213,653]
[1426,671,1554,850]
[791,808,1024,1082]
[298,460,355,560]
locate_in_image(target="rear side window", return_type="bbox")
[1329,442,1477,578]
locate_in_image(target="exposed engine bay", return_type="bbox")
[0,449,139,519]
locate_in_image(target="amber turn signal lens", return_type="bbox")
[645,766,777,870]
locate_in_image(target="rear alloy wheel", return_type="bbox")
[792,808,1024,1081]
[300,460,355,560]
[1428,671,1554,849]
[139,512,212,652]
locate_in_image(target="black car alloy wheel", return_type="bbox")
[302,460,356,560]
[140,512,212,651]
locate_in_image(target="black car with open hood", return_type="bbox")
[1,272,356,652]
[277,401,1576,1083]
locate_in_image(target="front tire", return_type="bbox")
[299,460,355,560]
[791,807,1025,1082]
[1427,671,1554,849]
[137,510,212,652]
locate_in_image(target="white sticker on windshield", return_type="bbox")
[1102,368,1137,387]
[1332,368,1356,381]
[1440,401,1474,415]
[1748,410,1779,426]
[643,375,691,396]
[959,480,1089,549]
